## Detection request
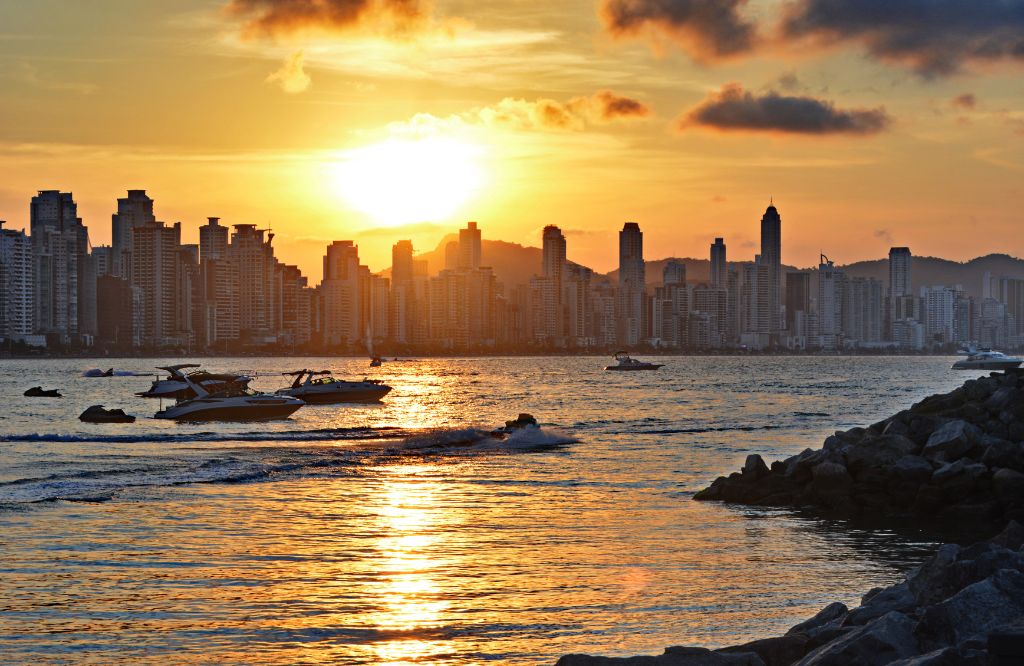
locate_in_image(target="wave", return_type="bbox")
[635,424,780,435]
[0,426,405,445]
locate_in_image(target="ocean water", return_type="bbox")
[0,356,982,664]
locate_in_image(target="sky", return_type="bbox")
[1,0,1023,280]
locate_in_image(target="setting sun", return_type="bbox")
[331,137,485,227]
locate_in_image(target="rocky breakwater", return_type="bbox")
[693,370,1024,528]
[556,522,1024,665]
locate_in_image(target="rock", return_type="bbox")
[990,520,1024,550]
[556,648,764,666]
[795,611,920,665]
[893,455,934,484]
[983,438,1024,472]
[889,647,987,665]
[993,468,1024,503]
[923,420,981,462]
[985,386,1022,413]
[786,602,848,638]
[884,418,912,437]
[844,581,917,626]
[717,635,810,666]
[931,460,966,484]
[810,462,854,510]
[742,454,769,479]
[845,434,918,475]
[916,568,1024,650]
[907,544,962,606]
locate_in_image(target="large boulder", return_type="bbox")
[795,611,920,665]
[993,468,1024,503]
[982,438,1024,472]
[717,635,810,666]
[922,420,981,462]
[810,462,854,510]
[786,602,848,639]
[843,582,917,626]
[915,569,1024,650]
[845,434,917,475]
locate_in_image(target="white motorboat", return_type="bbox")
[952,350,1023,370]
[605,352,664,371]
[155,378,304,421]
[276,370,392,404]
[138,364,252,399]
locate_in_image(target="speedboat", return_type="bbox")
[605,352,664,371]
[369,357,383,367]
[138,364,252,399]
[155,378,304,421]
[79,405,135,423]
[952,350,1023,370]
[276,370,392,404]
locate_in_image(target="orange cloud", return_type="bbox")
[225,0,432,39]
[599,0,757,60]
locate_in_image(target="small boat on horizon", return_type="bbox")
[952,350,1023,370]
[605,352,664,371]
[276,370,392,404]
[155,377,304,421]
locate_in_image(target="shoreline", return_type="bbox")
[558,372,1024,665]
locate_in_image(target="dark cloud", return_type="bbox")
[678,84,890,135]
[873,228,893,243]
[590,90,652,121]
[599,0,757,60]
[781,0,1024,77]
[225,0,428,39]
[951,93,977,110]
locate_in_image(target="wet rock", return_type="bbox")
[985,386,1022,413]
[893,455,934,484]
[981,438,1024,472]
[844,581,916,626]
[786,602,848,639]
[845,434,918,475]
[908,544,962,606]
[916,569,1024,650]
[889,647,987,665]
[717,635,810,666]
[810,462,853,509]
[923,420,981,462]
[742,454,769,479]
[993,468,1024,503]
[795,611,919,665]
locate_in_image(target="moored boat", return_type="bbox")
[604,352,664,371]
[276,370,392,404]
[155,378,304,421]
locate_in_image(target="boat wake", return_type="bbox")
[0,426,576,506]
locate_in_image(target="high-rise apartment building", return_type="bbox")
[458,221,481,269]
[199,217,228,262]
[321,240,363,346]
[0,222,33,337]
[30,190,87,340]
[760,203,782,333]
[710,238,727,289]
[817,255,843,350]
[617,222,645,345]
[228,225,278,344]
[131,221,183,347]
[111,190,156,278]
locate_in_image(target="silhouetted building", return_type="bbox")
[111,190,155,278]
[710,238,726,289]
[760,203,782,334]
[0,222,33,338]
[617,222,645,345]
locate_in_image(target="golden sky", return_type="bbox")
[1,0,1023,279]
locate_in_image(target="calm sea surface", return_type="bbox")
[0,356,983,664]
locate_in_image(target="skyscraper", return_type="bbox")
[817,255,843,350]
[888,246,914,338]
[30,190,87,340]
[458,221,481,269]
[760,203,782,333]
[321,240,362,346]
[785,271,811,337]
[111,190,155,278]
[390,240,416,344]
[0,222,33,338]
[617,222,645,345]
[710,238,727,289]
[131,221,183,347]
[199,217,228,262]
[542,225,567,339]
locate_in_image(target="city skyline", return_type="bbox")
[5,186,1024,354]
[3,1,1024,275]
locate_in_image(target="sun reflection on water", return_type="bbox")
[370,469,453,665]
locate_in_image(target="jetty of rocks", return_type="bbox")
[557,371,1024,665]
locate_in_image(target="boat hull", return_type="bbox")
[285,387,392,404]
[155,399,303,421]
[605,365,663,371]
[952,360,1022,370]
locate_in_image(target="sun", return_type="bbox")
[331,136,485,227]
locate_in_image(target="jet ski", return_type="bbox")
[155,376,304,422]
[276,370,392,404]
[138,364,252,399]
[24,386,62,397]
[490,413,539,438]
[79,405,136,423]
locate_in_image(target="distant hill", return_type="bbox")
[395,238,1024,299]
